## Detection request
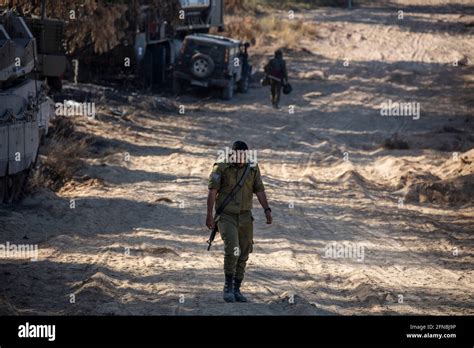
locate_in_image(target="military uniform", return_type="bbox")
[208,162,265,280]
[264,56,288,108]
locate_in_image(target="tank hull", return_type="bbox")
[0,11,56,204]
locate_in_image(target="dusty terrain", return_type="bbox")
[1,1,473,315]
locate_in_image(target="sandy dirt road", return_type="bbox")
[1,2,473,315]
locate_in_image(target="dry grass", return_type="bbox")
[226,0,247,13]
[30,117,89,191]
[229,0,351,11]
[222,15,318,50]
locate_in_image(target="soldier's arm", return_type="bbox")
[206,189,217,229]
[253,165,272,224]
[206,189,218,229]
[256,191,269,210]
[283,61,288,81]
[207,189,218,215]
[256,191,272,224]
[206,164,222,228]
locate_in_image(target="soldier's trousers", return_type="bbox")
[270,80,282,106]
[218,211,254,280]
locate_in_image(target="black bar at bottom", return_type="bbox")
[0,315,472,346]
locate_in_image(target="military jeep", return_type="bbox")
[173,34,252,100]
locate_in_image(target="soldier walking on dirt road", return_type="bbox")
[206,141,272,303]
[264,49,289,109]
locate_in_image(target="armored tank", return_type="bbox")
[0,10,55,204]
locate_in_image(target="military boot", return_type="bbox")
[223,274,235,303]
[233,277,248,302]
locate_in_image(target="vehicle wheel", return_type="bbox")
[14,171,29,203]
[191,53,214,79]
[237,74,250,93]
[3,172,27,204]
[222,77,235,100]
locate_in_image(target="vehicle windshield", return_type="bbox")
[180,0,210,8]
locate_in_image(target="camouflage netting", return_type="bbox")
[2,0,181,83]
[5,0,183,54]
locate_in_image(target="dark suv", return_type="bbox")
[173,34,251,100]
